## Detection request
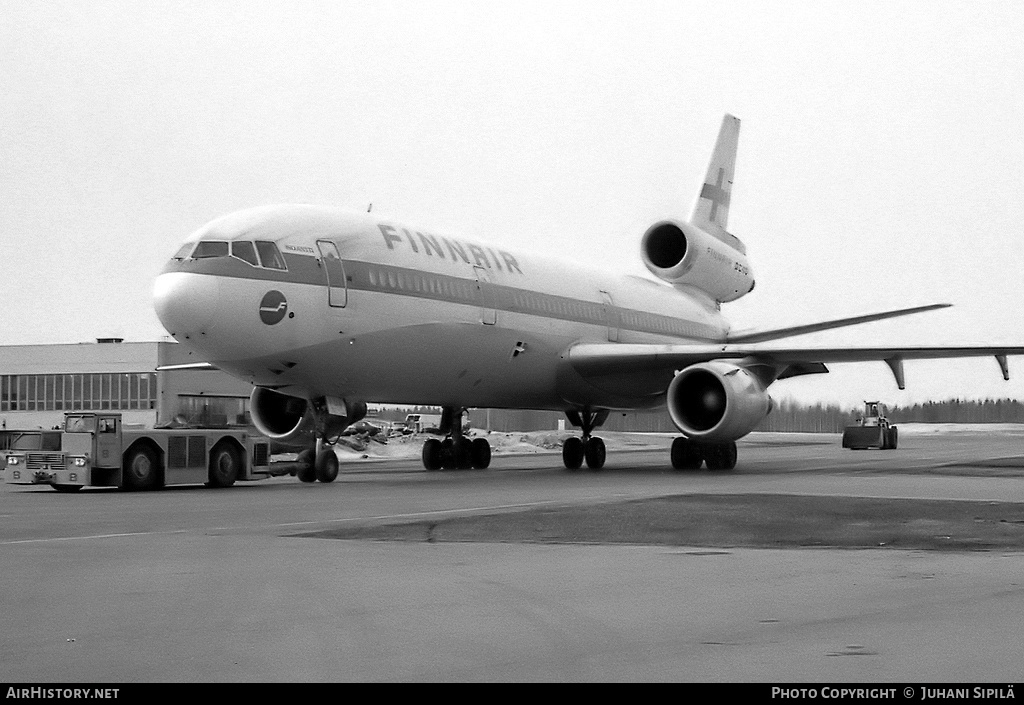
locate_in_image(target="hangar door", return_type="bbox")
[316,240,348,308]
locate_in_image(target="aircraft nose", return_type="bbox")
[153,272,220,337]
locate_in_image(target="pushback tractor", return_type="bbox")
[1,412,274,492]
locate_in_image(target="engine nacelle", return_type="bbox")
[641,219,754,303]
[249,387,369,444]
[667,361,772,441]
[249,387,315,442]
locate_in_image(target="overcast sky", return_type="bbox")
[3,0,1023,407]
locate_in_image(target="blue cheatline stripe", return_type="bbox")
[164,253,723,341]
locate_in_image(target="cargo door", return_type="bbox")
[317,240,348,308]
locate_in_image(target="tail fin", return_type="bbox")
[690,114,741,235]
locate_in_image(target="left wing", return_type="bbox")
[155,362,219,371]
[566,343,1024,389]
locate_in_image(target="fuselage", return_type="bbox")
[154,204,731,412]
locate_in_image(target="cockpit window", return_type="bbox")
[175,238,286,270]
[192,241,230,259]
[230,241,260,267]
[255,241,287,270]
[171,243,195,260]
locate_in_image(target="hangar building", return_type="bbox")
[0,339,254,430]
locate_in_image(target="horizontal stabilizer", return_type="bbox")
[726,304,952,344]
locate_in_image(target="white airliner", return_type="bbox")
[153,115,1024,481]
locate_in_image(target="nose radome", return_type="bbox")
[153,272,220,337]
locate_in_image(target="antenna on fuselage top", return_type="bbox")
[367,203,373,213]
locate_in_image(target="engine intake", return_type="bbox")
[667,362,772,441]
[249,387,314,441]
[249,387,369,445]
[641,220,754,303]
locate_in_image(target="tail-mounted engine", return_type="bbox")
[641,219,754,303]
[249,387,366,443]
[667,361,772,441]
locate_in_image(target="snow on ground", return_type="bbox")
[326,429,670,462]
[895,423,1024,436]
[304,424,1024,464]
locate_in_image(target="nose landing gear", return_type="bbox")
[295,438,341,483]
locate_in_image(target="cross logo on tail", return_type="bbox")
[700,168,731,223]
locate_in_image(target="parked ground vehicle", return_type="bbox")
[0,429,61,452]
[1,412,276,491]
[841,401,898,450]
[401,414,442,434]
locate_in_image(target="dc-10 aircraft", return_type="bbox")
[153,115,1024,481]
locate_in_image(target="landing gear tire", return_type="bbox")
[562,437,585,470]
[470,438,491,469]
[704,441,738,471]
[454,441,473,469]
[208,442,242,488]
[439,438,455,469]
[295,449,315,477]
[122,445,159,491]
[315,449,339,483]
[889,426,898,450]
[297,455,317,483]
[584,437,606,470]
[422,438,443,471]
[671,437,703,470]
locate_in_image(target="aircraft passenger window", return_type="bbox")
[230,241,259,267]
[171,243,195,260]
[192,241,229,259]
[255,241,287,270]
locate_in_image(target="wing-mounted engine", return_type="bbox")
[667,361,772,441]
[249,387,366,443]
[641,220,754,303]
[250,387,315,442]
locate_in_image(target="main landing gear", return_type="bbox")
[670,437,738,471]
[421,406,492,471]
[562,409,609,471]
[295,437,341,484]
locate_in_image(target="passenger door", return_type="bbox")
[473,266,497,325]
[316,240,348,308]
[600,290,619,342]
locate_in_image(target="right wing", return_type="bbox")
[567,342,1024,389]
